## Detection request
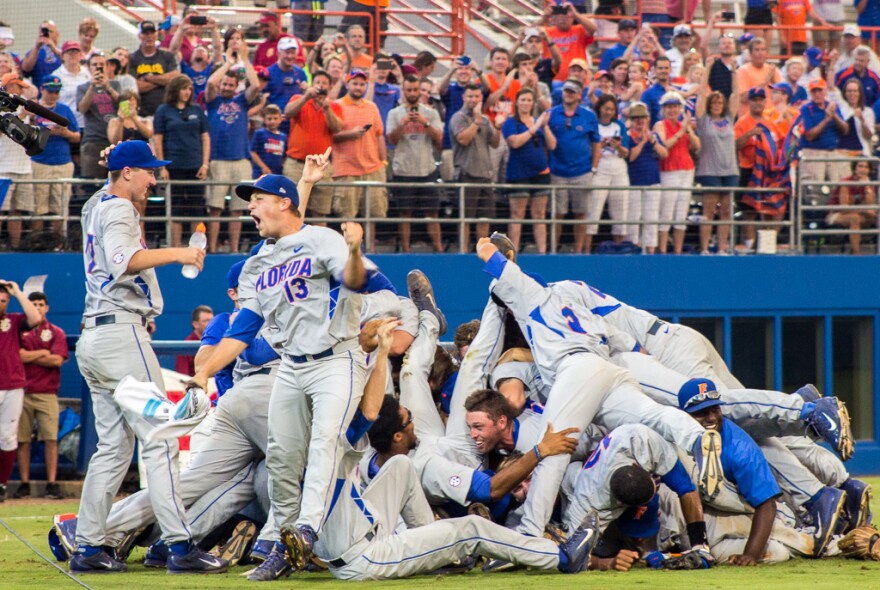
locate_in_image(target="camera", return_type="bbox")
[0,114,49,156]
[721,11,735,20]
[41,27,49,38]
[315,88,328,96]
[551,5,567,15]
[190,15,208,25]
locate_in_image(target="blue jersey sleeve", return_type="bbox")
[483,251,508,279]
[466,469,493,503]
[346,409,375,446]
[240,336,280,366]
[224,308,264,345]
[660,460,697,496]
[360,270,397,295]
[201,312,231,347]
[723,422,782,507]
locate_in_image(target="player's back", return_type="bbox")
[81,189,163,319]
[551,280,659,346]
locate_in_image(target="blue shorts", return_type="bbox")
[696,175,739,189]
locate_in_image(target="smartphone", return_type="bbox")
[96,64,104,73]
[377,61,393,71]
[316,88,328,96]
[190,15,208,25]
[363,123,373,131]
[231,51,238,60]
[458,55,472,66]
[721,11,735,20]
[551,5,567,15]
[119,100,131,118]
[41,27,50,37]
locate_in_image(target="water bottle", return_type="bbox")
[181,222,207,279]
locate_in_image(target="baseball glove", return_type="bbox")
[663,551,711,570]
[838,526,880,560]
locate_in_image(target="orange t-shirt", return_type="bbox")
[736,63,783,116]
[286,96,345,160]
[331,96,384,177]
[484,73,520,125]
[543,24,593,81]
[765,105,800,137]
[734,114,782,169]
[349,52,374,72]
[775,0,811,44]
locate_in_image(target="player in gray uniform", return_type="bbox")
[72,141,226,574]
[315,321,603,581]
[476,237,724,539]
[190,159,379,572]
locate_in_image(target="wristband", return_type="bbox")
[686,521,708,547]
[533,445,543,461]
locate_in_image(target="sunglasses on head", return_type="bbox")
[684,389,721,409]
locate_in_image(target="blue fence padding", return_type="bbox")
[4,252,880,475]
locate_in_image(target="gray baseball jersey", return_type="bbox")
[564,423,681,533]
[360,291,419,338]
[81,188,163,319]
[237,226,375,356]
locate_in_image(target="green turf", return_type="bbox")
[3,480,880,589]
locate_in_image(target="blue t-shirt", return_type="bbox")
[201,312,235,397]
[641,82,668,124]
[836,68,880,106]
[181,61,213,101]
[372,82,401,126]
[627,130,663,186]
[598,43,628,71]
[153,103,210,170]
[441,82,468,149]
[22,46,62,89]
[856,0,880,36]
[30,103,79,166]
[799,100,844,151]
[206,92,252,161]
[718,419,781,508]
[265,63,307,133]
[502,118,550,181]
[250,127,288,177]
[873,96,880,127]
[547,105,600,177]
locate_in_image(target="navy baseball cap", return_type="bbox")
[618,18,637,30]
[107,140,172,171]
[772,82,793,98]
[804,46,824,68]
[227,260,246,289]
[678,378,724,414]
[41,75,62,91]
[235,173,300,207]
[748,87,766,100]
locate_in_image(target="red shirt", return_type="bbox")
[287,95,345,159]
[20,320,68,395]
[0,312,28,390]
[174,331,200,376]
[254,34,306,69]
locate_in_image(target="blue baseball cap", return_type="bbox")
[678,378,724,414]
[234,174,300,207]
[772,82,793,98]
[107,140,172,171]
[227,260,246,290]
[738,33,754,44]
[748,87,766,100]
[804,46,824,68]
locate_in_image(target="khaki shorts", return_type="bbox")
[207,159,251,211]
[0,172,35,213]
[18,393,59,442]
[283,157,334,216]
[32,161,74,215]
[333,168,389,219]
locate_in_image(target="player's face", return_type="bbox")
[690,406,723,432]
[465,411,505,453]
[398,406,418,450]
[31,299,48,321]
[511,475,531,503]
[127,167,158,202]
[248,191,289,238]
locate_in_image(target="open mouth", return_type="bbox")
[252,213,262,229]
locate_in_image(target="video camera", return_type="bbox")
[0,88,68,156]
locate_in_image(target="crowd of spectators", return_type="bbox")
[1,2,880,254]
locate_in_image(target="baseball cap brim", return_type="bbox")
[684,399,725,414]
[234,183,290,201]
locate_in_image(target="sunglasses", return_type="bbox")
[684,389,721,409]
[401,409,413,430]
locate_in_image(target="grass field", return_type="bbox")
[3,481,880,590]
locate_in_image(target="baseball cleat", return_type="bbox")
[167,544,229,574]
[406,269,448,336]
[794,384,822,403]
[489,232,517,263]
[693,430,724,501]
[116,526,149,562]
[48,528,70,561]
[804,397,854,461]
[246,545,292,581]
[213,520,257,566]
[280,525,317,571]
[481,558,517,573]
[69,547,127,573]
[841,478,873,533]
[804,486,846,556]
[53,514,78,558]
[144,540,169,568]
[558,510,600,573]
[431,555,477,575]
[248,539,274,564]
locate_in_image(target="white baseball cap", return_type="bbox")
[278,37,299,51]
[0,26,14,43]
[523,27,541,40]
[843,23,861,37]
[673,24,693,37]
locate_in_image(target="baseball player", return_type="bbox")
[562,424,715,568]
[72,140,226,574]
[0,279,41,502]
[189,154,381,571]
[672,379,826,562]
[475,237,724,539]
[314,324,603,581]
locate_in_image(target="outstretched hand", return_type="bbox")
[300,147,332,184]
[342,222,364,251]
[476,237,498,261]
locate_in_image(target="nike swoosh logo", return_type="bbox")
[294,246,304,253]
[576,530,594,551]
[824,415,838,432]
